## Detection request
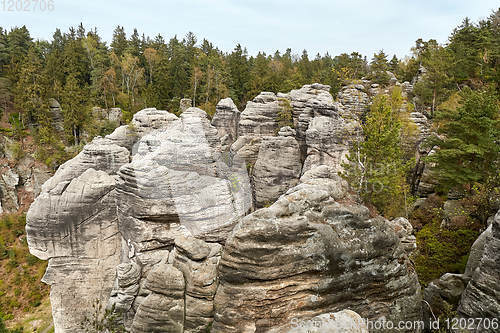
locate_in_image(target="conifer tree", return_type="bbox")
[61,73,87,145]
[428,88,499,192]
[368,50,390,85]
[342,93,411,218]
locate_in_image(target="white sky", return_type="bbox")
[1,0,498,58]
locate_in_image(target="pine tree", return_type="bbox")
[110,26,127,58]
[429,88,499,192]
[61,73,87,145]
[342,93,411,218]
[369,50,390,85]
[14,47,47,126]
[228,44,250,107]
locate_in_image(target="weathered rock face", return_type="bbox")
[213,166,422,332]
[337,84,370,119]
[172,236,222,332]
[253,127,302,207]
[212,98,240,151]
[0,165,19,212]
[117,107,251,251]
[279,83,342,152]
[238,92,280,137]
[92,106,123,124]
[27,83,428,332]
[180,98,193,113]
[423,273,468,322]
[458,209,500,327]
[302,115,360,175]
[131,263,185,333]
[231,92,281,165]
[49,98,64,132]
[27,106,252,332]
[28,168,123,332]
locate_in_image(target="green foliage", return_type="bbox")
[61,73,88,145]
[428,88,499,192]
[277,97,293,129]
[0,317,23,333]
[412,205,480,286]
[413,39,453,116]
[342,93,413,218]
[0,214,49,322]
[368,50,390,85]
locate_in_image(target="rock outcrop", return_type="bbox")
[0,165,19,213]
[458,209,500,329]
[252,127,302,207]
[27,82,429,333]
[213,166,422,332]
[27,107,252,332]
[302,115,360,175]
[337,84,370,119]
[211,98,240,151]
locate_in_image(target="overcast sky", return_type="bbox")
[1,0,498,58]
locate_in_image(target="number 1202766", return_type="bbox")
[1,0,55,12]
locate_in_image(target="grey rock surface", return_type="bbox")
[253,132,302,207]
[337,84,370,119]
[458,209,500,329]
[180,98,192,113]
[131,263,185,333]
[0,165,19,212]
[212,98,240,151]
[212,166,422,332]
[28,168,122,332]
[302,115,360,175]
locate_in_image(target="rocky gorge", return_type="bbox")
[22,80,499,333]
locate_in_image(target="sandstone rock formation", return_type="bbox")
[49,98,64,132]
[212,166,422,332]
[27,107,252,332]
[302,115,360,175]
[0,165,19,212]
[458,209,500,329]
[180,98,192,113]
[337,83,370,119]
[211,97,240,151]
[26,83,430,333]
[252,127,302,207]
